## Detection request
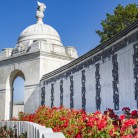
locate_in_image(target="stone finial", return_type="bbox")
[36,1,46,24]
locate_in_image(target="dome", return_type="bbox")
[17,1,63,47]
[17,23,63,46]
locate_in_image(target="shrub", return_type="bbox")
[18,106,138,138]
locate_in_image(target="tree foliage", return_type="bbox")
[96,3,138,43]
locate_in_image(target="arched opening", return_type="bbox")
[12,77,25,118]
[13,77,24,103]
[10,70,25,118]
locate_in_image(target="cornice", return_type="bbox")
[0,51,40,67]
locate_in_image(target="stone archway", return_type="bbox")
[5,69,25,119]
[10,70,25,118]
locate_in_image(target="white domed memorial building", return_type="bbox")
[0,2,78,119]
[0,2,138,119]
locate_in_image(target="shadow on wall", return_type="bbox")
[24,83,41,114]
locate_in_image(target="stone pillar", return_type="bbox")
[4,88,11,120]
[24,84,41,114]
[0,89,6,119]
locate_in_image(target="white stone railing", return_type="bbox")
[0,121,65,138]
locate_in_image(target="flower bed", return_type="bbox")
[18,106,138,138]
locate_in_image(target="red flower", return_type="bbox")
[94,111,101,115]
[131,110,138,116]
[122,107,130,116]
[60,117,67,121]
[134,128,138,134]
[123,119,137,127]
[75,132,82,138]
[122,107,130,112]
[87,122,94,127]
[122,134,133,138]
[120,115,126,120]
[97,119,107,131]
[109,127,117,137]
[87,116,95,127]
[53,127,61,132]
[62,123,68,128]
[82,113,87,121]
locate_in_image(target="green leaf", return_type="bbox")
[96,3,138,43]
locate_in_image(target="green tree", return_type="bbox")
[96,4,138,43]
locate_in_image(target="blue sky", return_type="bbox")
[0,0,137,102]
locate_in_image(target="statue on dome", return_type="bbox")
[37,1,46,12]
[36,1,46,23]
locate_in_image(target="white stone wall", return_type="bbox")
[85,65,96,113]
[54,80,60,107]
[74,71,82,110]
[100,59,113,111]
[63,78,70,109]
[41,28,138,113]
[117,43,136,109]
[40,55,74,76]
[45,84,51,107]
